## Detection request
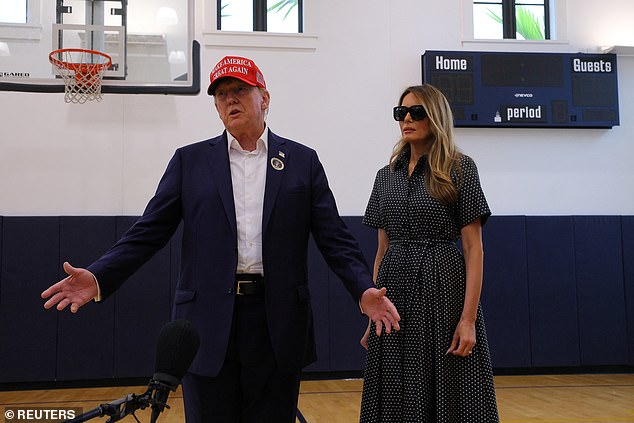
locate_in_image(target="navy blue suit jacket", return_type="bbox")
[87,130,373,376]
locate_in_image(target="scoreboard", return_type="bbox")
[421,50,620,128]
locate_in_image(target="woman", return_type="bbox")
[360,84,499,422]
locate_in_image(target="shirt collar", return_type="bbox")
[227,127,269,154]
[394,143,411,171]
[394,143,429,172]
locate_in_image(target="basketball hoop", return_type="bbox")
[49,48,112,104]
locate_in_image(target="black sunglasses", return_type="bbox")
[393,105,428,121]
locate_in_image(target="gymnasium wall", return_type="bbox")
[0,0,633,384]
[0,0,632,216]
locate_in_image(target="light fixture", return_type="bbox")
[156,7,178,25]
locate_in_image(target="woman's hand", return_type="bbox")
[446,317,476,357]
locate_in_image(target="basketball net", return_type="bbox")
[49,49,112,104]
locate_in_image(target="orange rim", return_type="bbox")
[49,48,112,72]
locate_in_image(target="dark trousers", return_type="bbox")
[182,295,301,423]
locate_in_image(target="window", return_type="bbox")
[0,0,27,24]
[218,0,302,33]
[0,0,41,43]
[473,0,550,40]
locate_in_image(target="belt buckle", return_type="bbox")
[236,280,249,296]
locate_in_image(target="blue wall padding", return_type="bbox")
[573,216,627,365]
[481,216,531,367]
[57,216,117,381]
[525,216,580,367]
[112,217,173,378]
[327,217,375,371]
[0,217,59,382]
[0,215,632,384]
[622,216,634,366]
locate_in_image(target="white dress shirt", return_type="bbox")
[228,129,268,275]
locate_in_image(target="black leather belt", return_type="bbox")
[235,274,265,296]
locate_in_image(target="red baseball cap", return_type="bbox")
[207,55,267,96]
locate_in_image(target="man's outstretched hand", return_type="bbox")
[41,262,98,313]
[360,287,400,336]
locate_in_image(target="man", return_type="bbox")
[41,55,400,422]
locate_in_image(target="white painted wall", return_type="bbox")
[0,0,632,216]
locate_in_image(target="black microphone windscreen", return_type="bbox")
[154,319,200,383]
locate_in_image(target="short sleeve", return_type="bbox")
[455,155,491,228]
[363,168,385,229]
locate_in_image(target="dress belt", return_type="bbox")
[389,238,454,246]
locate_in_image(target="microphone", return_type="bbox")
[64,319,200,423]
[149,319,200,423]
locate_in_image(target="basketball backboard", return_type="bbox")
[0,0,199,94]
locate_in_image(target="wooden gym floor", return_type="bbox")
[1,374,632,422]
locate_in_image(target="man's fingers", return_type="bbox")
[41,286,56,299]
[43,279,86,311]
[41,278,67,299]
[43,291,67,309]
[382,317,392,334]
[384,299,401,321]
[389,314,400,331]
[376,294,401,321]
[384,301,400,322]
[389,305,401,322]
[371,311,403,336]
[381,299,401,330]
[362,288,402,335]
[374,320,384,336]
[42,263,94,313]
[56,298,71,311]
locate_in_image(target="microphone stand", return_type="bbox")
[63,318,199,423]
[64,386,155,423]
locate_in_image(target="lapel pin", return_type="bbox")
[270,157,284,171]
[278,151,286,158]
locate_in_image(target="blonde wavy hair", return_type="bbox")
[389,84,462,205]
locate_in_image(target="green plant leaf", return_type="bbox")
[485,8,503,25]
[484,6,544,40]
[515,6,544,40]
[267,0,298,20]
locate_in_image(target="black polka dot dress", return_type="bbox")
[360,147,500,423]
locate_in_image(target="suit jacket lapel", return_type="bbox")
[263,131,288,238]
[206,132,237,236]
